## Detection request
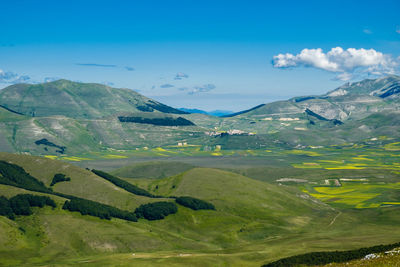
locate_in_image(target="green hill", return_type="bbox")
[0,152,163,210]
[0,79,187,119]
[141,167,332,222]
[1,154,400,266]
[224,75,400,122]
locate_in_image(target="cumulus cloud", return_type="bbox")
[0,70,32,84]
[160,83,174,88]
[272,47,399,80]
[174,72,189,80]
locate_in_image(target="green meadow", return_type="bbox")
[0,138,400,266]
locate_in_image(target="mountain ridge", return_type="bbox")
[0,75,399,154]
[0,79,188,119]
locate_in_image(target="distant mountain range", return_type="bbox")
[178,108,233,117]
[0,75,399,154]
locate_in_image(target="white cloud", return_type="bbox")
[272,47,399,80]
[396,28,400,34]
[334,72,353,81]
[0,69,32,84]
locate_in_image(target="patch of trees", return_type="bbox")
[34,138,66,154]
[0,194,56,220]
[147,100,189,114]
[222,104,265,117]
[175,196,215,210]
[134,201,178,220]
[293,96,318,103]
[118,116,195,126]
[0,196,14,219]
[136,105,154,112]
[62,198,137,222]
[92,169,157,198]
[262,241,400,267]
[305,108,343,125]
[50,173,71,186]
[0,160,52,193]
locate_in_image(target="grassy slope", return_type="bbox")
[0,80,174,119]
[0,152,165,210]
[1,155,400,266]
[111,161,195,179]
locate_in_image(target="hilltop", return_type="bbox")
[0,79,187,118]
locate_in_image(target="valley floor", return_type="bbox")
[1,142,400,267]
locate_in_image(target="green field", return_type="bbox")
[0,141,400,266]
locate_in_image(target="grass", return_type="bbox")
[111,161,195,179]
[1,146,400,266]
[0,152,165,210]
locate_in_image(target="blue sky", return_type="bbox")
[0,0,399,111]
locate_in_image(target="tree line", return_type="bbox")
[134,201,178,220]
[62,198,137,221]
[0,194,56,220]
[118,116,195,126]
[92,169,158,198]
[175,196,215,210]
[0,160,52,193]
[262,241,400,267]
[0,161,216,223]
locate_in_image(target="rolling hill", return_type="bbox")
[0,153,333,266]
[0,76,399,155]
[0,79,187,118]
[0,80,205,155]
[223,75,400,122]
[1,153,400,266]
